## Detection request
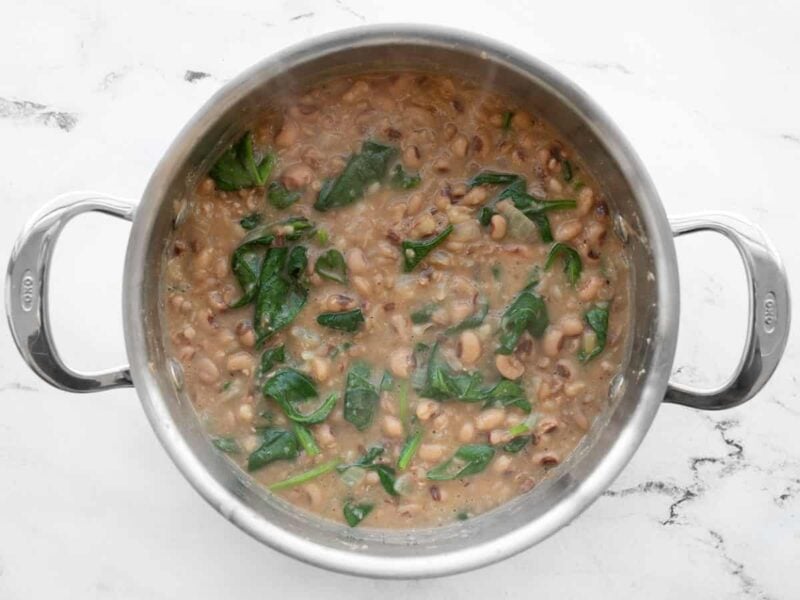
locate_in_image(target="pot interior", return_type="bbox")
[126,27,677,576]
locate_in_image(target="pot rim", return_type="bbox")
[122,24,680,578]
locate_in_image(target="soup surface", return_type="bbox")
[163,73,630,528]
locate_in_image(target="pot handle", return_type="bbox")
[665,212,790,409]
[5,192,136,393]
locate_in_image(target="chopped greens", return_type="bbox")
[292,423,320,457]
[562,159,574,182]
[314,140,397,211]
[397,430,423,470]
[316,308,364,333]
[414,343,530,412]
[253,246,308,343]
[263,368,336,424]
[343,501,374,527]
[410,303,438,324]
[545,242,583,285]
[344,362,379,430]
[259,345,286,374]
[401,225,453,272]
[446,296,489,335]
[239,212,262,230]
[497,286,549,354]
[336,445,397,496]
[212,437,240,454]
[209,132,276,191]
[467,171,520,188]
[501,111,514,131]
[390,164,422,189]
[578,304,609,362]
[427,444,495,480]
[502,435,532,453]
[379,371,395,392]
[247,427,298,472]
[314,249,347,284]
[270,458,341,491]
[267,181,301,209]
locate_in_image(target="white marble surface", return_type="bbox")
[1,1,798,598]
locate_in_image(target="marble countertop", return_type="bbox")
[1,1,798,598]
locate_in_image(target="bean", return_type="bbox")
[195,357,219,384]
[390,314,412,342]
[554,219,583,242]
[458,421,475,443]
[490,214,507,240]
[403,145,422,169]
[577,187,595,216]
[542,327,564,357]
[457,330,482,365]
[412,214,437,237]
[560,315,584,336]
[382,415,404,439]
[495,354,524,380]
[313,423,336,448]
[461,187,488,206]
[418,444,445,462]
[345,248,368,274]
[475,408,506,431]
[493,454,513,474]
[352,275,372,296]
[226,352,254,373]
[536,417,559,435]
[415,400,437,421]
[389,347,414,378]
[489,429,512,445]
[309,356,331,383]
[532,451,560,467]
[275,119,299,148]
[451,134,469,157]
[578,275,604,302]
[407,192,424,215]
[281,163,313,190]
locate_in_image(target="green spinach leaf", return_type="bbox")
[268,181,301,209]
[401,225,453,272]
[467,171,521,188]
[545,242,582,285]
[497,288,549,354]
[292,423,320,456]
[501,111,514,131]
[427,444,495,480]
[314,249,347,284]
[270,458,341,491]
[343,501,374,527]
[210,132,276,191]
[253,247,308,342]
[259,345,286,374]
[314,140,397,211]
[562,159,574,182]
[344,362,379,430]
[482,379,531,413]
[578,304,609,362]
[446,296,489,334]
[410,303,438,324]
[246,427,298,471]
[316,308,365,333]
[239,213,262,230]
[212,437,240,454]
[379,371,395,392]
[263,368,335,424]
[397,430,423,470]
[390,164,421,189]
[502,435,532,453]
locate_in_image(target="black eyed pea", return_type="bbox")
[554,219,583,242]
[461,186,488,206]
[475,407,506,432]
[415,400,437,421]
[418,443,445,462]
[382,415,404,439]
[281,163,314,190]
[560,315,584,337]
[542,327,565,357]
[195,356,220,384]
[275,119,299,148]
[490,214,507,240]
[457,330,482,365]
[226,352,254,374]
[458,421,475,443]
[495,354,525,380]
[345,248,368,274]
[389,347,415,378]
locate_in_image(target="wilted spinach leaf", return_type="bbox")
[344,362,379,430]
[401,225,453,272]
[316,308,364,332]
[259,345,285,374]
[210,132,276,191]
[390,164,421,190]
[410,303,438,324]
[545,242,582,285]
[267,181,302,209]
[239,213,262,230]
[263,368,336,424]
[343,501,374,527]
[446,296,489,334]
[427,444,495,480]
[212,437,240,454]
[314,140,397,211]
[502,435,531,453]
[497,288,549,354]
[247,427,298,471]
[467,171,521,188]
[314,249,347,284]
[578,304,609,362]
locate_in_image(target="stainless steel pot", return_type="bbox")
[5,26,791,578]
